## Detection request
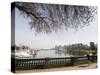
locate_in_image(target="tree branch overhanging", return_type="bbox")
[13,2,97,33]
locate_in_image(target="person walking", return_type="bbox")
[86,52,91,66]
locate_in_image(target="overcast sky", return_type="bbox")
[15,8,97,49]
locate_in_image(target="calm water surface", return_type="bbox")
[35,49,71,58]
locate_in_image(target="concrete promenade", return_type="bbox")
[16,63,97,73]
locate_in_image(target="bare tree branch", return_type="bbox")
[13,2,97,33]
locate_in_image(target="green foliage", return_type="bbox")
[90,42,97,50]
[55,42,97,56]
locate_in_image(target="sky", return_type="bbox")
[15,8,98,49]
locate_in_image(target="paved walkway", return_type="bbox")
[16,63,97,73]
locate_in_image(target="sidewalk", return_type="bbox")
[16,63,97,73]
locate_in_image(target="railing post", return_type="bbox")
[70,57,75,66]
[90,55,97,63]
[44,57,49,68]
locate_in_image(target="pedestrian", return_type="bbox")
[86,53,91,66]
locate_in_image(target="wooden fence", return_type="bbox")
[11,55,97,71]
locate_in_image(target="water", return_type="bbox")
[35,49,71,58]
[13,49,71,59]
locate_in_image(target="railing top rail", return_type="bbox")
[13,55,97,60]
